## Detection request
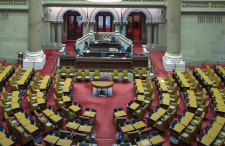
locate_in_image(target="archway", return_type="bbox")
[123,8,152,23]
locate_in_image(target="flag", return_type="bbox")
[86,10,89,34]
[120,11,123,33]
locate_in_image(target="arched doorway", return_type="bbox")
[95,12,113,32]
[64,10,83,40]
[126,11,147,41]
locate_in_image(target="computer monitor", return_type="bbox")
[135,137,140,142]
[81,121,85,126]
[6,133,10,139]
[60,135,65,139]
[85,108,90,111]
[113,109,117,113]
[74,102,77,105]
[78,138,84,143]
[48,131,53,135]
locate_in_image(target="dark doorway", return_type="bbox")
[96,12,113,32]
[67,11,82,40]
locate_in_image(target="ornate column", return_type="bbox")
[50,22,56,47]
[57,21,62,48]
[122,22,127,37]
[23,0,46,69]
[89,21,95,32]
[82,22,86,36]
[146,22,153,50]
[163,0,185,71]
[154,23,159,46]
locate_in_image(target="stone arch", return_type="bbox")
[123,8,153,22]
[57,7,86,22]
[90,8,119,22]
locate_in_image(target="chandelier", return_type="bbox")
[87,0,122,2]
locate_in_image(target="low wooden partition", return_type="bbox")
[89,42,119,51]
[60,55,148,72]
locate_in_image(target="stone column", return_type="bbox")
[114,22,120,32]
[89,21,95,32]
[50,22,56,47]
[163,0,185,71]
[154,23,159,46]
[82,22,86,36]
[23,0,46,69]
[122,22,127,37]
[146,22,152,50]
[57,22,62,48]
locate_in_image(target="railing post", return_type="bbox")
[33,61,35,69]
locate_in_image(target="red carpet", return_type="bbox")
[133,42,147,55]
[62,41,76,55]
[98,27,110,32]
[133,28,139,39]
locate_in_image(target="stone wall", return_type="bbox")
[0,12,28,62]
[181,13,225,63]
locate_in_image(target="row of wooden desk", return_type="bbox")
[173,70,190,92]
[39,75,52,96]
[196,116,225,146]
[155,77,168,93]
[135,135,164,146]
[185,90,198,113]
[8,90,22,113]
[17,68,35,90]
[0,65,15,92]
[43,109,64,130]
[62,78,73,96]
[44,132,73,146]
[209,88,225,117]
[0,128,16,146]
[214,65,225,85]
[147,108,167,128]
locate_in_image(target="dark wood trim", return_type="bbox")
[96,12,113,32]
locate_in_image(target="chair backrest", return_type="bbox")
[140,127,151,135]
[205,101,209,114]
[77,70,82,76]
[113,70,118,76]
[115,117,126,130]
[216,77,221,86]
[142,68,147,74]
[127,131,139,145]
[134,68,139,74]
[79,116,90,122]
[0,64,3,70]
[94,70,99,76]
[62,67,67,73]
[61,106,68,118]
[36,72,41,80]
[2,87,8,97]
[75,133,87,143]
[85,70,89,76]
[69,67,74,73]
[123,70,128,76]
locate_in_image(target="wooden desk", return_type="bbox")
[37,92,44,98]
[0,137,15,146]
[186,101,197,113]
[92,81,114,96]
[37,98,47,111]
[11,102,21,113]
[156,77,168,93]
[156,108,167,116]
[69,105,82,117]
[14,112,25,120]
[149,135,164,146]
[56,138,73,146]
[135,95,145,105]
[11,97,19,103]
[215,66,225,85]
[113,110,126,125]
[127,102,140,119]
[78,124,93,133]
[39,75,50,90]
[49,114,63,129]
[12,91,20,97]
[120,124,135,133]
[136,139,152,146]
[215,105,225,117]
[0,65,15,92]
[195,68,213,93]
[186,90,195,96]
[212,122,223,132]
[206,128,219,139]
[19,118,31,126]
[215,116,225,125]
[196,135,214,146]
[62,96,72,108]
[147,113,161,128]
[0,132,5,140]
[83,111,96,124]
[160,98,170,110]
[135,79,144,94]
[132,121,146,130]
[170,123,185,139]
[174,70,190,92]
[24,124,40,138]
[17,68,34,90]
[183,112,194,120]
[66,122,80,131]
[44,134,59,145]
[43,109,54,117]
[179,117,191,126]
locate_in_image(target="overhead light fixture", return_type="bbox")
[87,0,122,2]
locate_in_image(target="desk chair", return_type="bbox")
[179,126,196,145]
[168,83,177,96]
[209,74,217,84]
[190,116,202,134]
[14,126,33,145]
[110,36,116,43]
[133,105,148,119]
[190,79,199,92]
[27,89,37,100]
[144,85,153,99]
[1,94,11,105]
[55,74,65,85]
[166,77,174,89]
[27,97,40,112]
[142,76,150,86]
[140,127,152,136]
[114,117,126,131]
[2,88,12,100]
[36,72,44,82]
[143,94,154,110]
[38,116,55,134]
[75,70,83,81]
[170,91,179,103]
[196,94,206,107]
[30,81,40,94]
[34,77,41,87]
[169,102,179,115]
[4,112,19,133]
[54,84,63,97]
[202,65,210,75]
[182,68,190,78]
[0,101,14,120]
[75,133,88,143]
[69,67,75,78]
[122,70,128,82]
[93,70,100,81]
[212,136,224,146]
[212,77,221,89]
[220,88,225,96]
[34,110,44,124]
[16,69,23,78]
[0,63,4,72]
[206,69,214,78]
[112,70,118,81]
[141,68,147,79]
[61,67,67,78]
[186,74,195,86]
[133,68,140,79]
[196,101,209,119]
[12,74,20,84]
[126,45,131,54]
[9,77,18,91]
[163,73,172,84]
[62,106,76,120]
[54,94,65,110]
[154,114,170,136]
[79,116,94,125]
[84,70,90,81]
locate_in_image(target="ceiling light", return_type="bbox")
[87,0,122,2]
